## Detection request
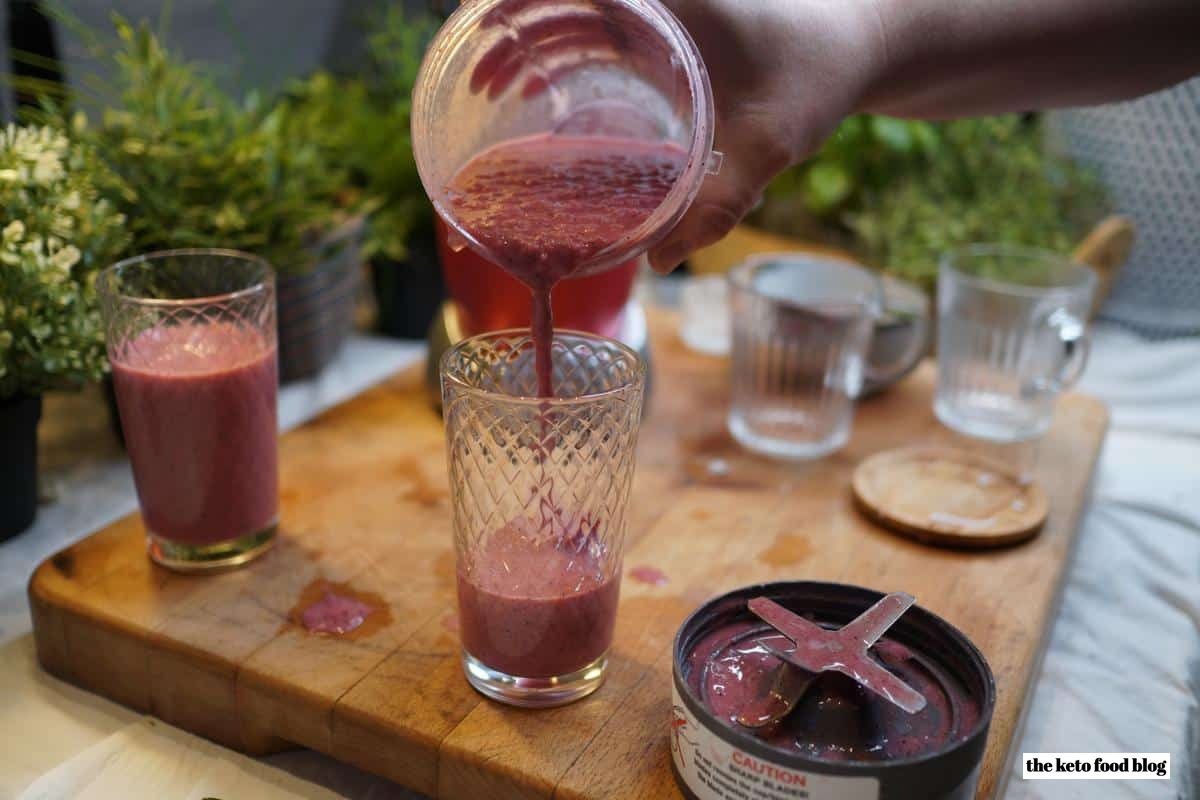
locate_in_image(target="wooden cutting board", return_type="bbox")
[29,310,1108,800]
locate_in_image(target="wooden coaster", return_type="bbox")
[852,447,1049,548]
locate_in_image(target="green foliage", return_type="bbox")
[847,116,1104,289]
[50,17,350,275]
[765,116,939,217]
[282,6,441,263]
[0,124,130,398]
[760,115,1105,290]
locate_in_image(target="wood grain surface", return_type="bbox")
[29,310,1108,800]
[852,446,1050,548]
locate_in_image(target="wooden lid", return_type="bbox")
[852,447,1048,548]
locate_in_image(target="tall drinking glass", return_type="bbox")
[936,245,1097,442]
[98,250,278,572]
[442,330,646,707]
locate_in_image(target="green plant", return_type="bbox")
[0,124,130,398]
[764,116,939,219]
[42,17,351,275]
[758,114,1105,290]
[847,116,1104,289]
[282,6,441,262]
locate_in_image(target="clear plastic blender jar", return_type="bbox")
[412,0,719,279]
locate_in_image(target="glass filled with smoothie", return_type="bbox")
[442,330,645,706]
[98,250,278,572]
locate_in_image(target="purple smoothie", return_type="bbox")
[111,321,278,546]
[447,133,685,396]
[457,519,620,678]
[686,621,982,763]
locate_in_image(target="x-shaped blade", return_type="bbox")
[748,594,927,714]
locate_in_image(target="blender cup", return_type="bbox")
[412,0,720,279]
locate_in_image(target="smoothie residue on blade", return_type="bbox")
[685,620,982,763]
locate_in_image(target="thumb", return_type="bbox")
[648,121,793,273]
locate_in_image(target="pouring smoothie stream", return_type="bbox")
[446,132,686,397]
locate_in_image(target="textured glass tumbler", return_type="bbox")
[728,255,926,460]
[442,330,646,707]
[98,250,279,572]
[936,245,1097,442]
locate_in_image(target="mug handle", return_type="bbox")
[863,302,931,388]
[1037,308,1091,393]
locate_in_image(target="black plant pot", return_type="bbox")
[371,231,445,340]
[0,393,42,541]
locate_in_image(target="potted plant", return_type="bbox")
[0,123,129,538]
[44,18,360,382]
[284,7,444,339]
[750,114,1107,293]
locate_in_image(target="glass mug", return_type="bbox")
[442,330,646,707]
[728,255,928,460]
[935,245,1098,442]
[412,0,720,279]
[98,250,279,572]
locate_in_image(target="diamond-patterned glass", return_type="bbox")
[96,249,278,573]
[441,331,646,584]
[98,249,276,359]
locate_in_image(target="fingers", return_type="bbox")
[648,117,795,273]
[647,173,748,274]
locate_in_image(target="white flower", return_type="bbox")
[61,191,81,210]
[52,245,81,272]
[0,169,19,182]
[32,152,64,185]
[3,220,25,242]
[21,235,44,255]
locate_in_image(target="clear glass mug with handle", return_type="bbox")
[411,0,721,279]
[935,245,1098,442]
[728,254,929,460]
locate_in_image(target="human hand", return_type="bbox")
[648,0,884,271]
[463,0,884,272]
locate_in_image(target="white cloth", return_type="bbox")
[1,324,1197,800]
[1005,324,1200,800]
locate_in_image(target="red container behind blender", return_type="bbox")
[436,218,639,339]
